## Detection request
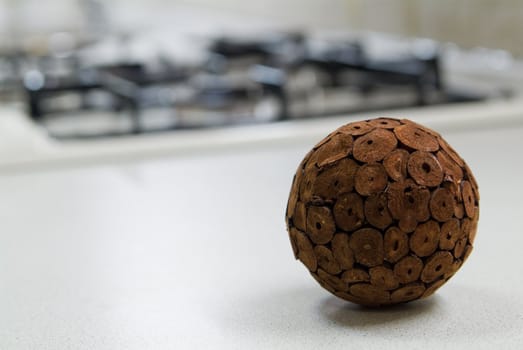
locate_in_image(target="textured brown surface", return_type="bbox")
[285,118,479,307]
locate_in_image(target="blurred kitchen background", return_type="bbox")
[1,0,523,171]
[5,3,523,348]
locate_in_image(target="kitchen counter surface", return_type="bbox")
[1,115,523,349]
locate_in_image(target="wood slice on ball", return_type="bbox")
[407,151,444,187]
[430,187,455,222]
[314,245,342,275]
[312,158,358,201]
[350,228,384,267]
[462,181,476,218]
[422,279,446,299]
[391,283,426,303]
[314,133,354,168]
[410,220,441,257]
[292,201,307,232]
[444,259,463,280]
[333,193,364,232]
[437,150,464,182]
[439,218,461,250]
[338,120,375,136]
[316,269,348,292]
[383,226,409,263]
[454,237,468,259]
[394,255,423,284]
[368,118,402,129]
[355,163,388,196]
[331,233,354,270]
[383,149,409,181]
[285,117,480,306]
[306,206,336,244]
[369,266,399,290]
[421,251,454,283]
[341,268,370,284]
[364,193,393,229]
[387,179,431,233]
[394,124,439,152]
[353,129,397,163]
[443,181,465,219]
[349,283,390,306]
[294,230,317,272]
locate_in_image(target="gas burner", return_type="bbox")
[6,32,493,139]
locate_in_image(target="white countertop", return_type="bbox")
[1,113,523,349]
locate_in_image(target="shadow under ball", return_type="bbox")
[285,118,479,307]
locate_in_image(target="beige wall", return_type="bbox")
[344,0,523,56]
[1,0,522,56]
[160,0,523,56]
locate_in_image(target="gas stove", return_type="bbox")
[1,28,523,173]
[1,31,504,140]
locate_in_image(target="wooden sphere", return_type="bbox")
[286,118,479,306]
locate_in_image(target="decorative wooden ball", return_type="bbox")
[285,118,479,306]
